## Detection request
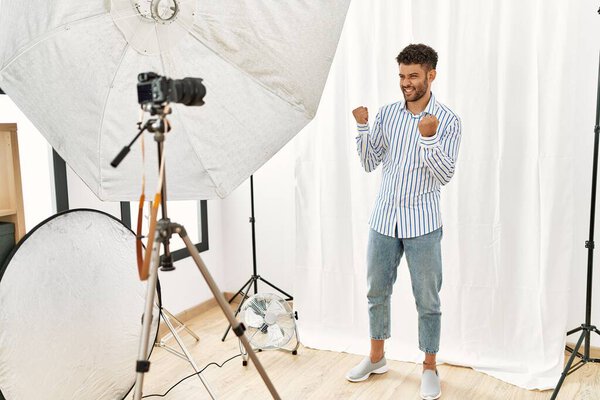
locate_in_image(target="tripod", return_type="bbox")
[221,175,293,342]
[551,50,600,399]
[112,106,281,400]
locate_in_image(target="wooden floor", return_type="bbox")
[143,306,600,400]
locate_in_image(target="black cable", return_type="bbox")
[141,353,242,398]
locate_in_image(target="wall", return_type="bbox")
[0,96,53,231]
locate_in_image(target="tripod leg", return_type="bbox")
[228,276,255,304]
[567,325,584,336]
[162,308,200,341]
[161,312,216,399]
[592,327,600,363]
[177,227,281,400]
[133,234,162,400]
[258,276,293,300]
[551,330,586,400]
[222,278,254,342]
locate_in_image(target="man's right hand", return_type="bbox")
[352,106,369,124]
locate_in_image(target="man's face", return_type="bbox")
[398,63,435,103]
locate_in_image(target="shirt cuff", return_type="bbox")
[357,123,369,133]
[419,132,440,149]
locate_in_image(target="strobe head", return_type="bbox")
[137,72,206,107]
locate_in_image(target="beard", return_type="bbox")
[402,77,429,103]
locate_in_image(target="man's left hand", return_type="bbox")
[418,114,439,137]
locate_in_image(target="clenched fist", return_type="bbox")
[418,114,439,137]
[352,106,369,124]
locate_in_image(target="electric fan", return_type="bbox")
[238,293,300,366]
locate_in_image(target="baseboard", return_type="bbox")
[156,291,239,339]
[565,342,600,359]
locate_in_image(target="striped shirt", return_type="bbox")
[356,93,461,238]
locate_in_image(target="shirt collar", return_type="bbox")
[402,92,437,117]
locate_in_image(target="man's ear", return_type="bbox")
[428,69,437,82]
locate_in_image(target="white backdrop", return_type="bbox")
[293,0,600,390]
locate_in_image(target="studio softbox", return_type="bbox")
[0,0,351,200]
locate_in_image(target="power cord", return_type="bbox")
[141,353,242,398]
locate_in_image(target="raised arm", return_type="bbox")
[354,107,388,172]
[418,115,461,185]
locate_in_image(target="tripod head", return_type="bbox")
[110,104,171,169]
[142,104,172,135]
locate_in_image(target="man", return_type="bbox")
[346,44,461,400]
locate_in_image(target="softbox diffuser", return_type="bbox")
[0,0,351,200]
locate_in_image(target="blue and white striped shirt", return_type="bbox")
[356,93,461,238]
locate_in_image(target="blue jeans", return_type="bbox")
[367,227,443,354]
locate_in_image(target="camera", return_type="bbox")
[137,72,206,107]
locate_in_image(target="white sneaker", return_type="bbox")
[345,356,388,382]
[420,369,441,399]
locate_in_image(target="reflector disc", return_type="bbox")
[0,209,159,399]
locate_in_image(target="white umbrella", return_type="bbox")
[0,0,350,200]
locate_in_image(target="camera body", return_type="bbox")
[137,72,206,107]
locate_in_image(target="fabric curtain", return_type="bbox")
[293,0,599,390]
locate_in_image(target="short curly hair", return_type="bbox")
[396,44,438,71]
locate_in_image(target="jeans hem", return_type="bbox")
[370,335,391,341]
[420,347,438,354]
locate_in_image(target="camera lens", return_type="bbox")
[174,78,206,106]
[136,72,206,107]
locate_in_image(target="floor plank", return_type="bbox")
[141,306,600,399]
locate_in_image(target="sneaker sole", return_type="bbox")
[420,390,442,400]
[346,365,389,382]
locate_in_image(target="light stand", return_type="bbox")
[156,307,214,397]
[112,105,281,400]
[551,48,600,399]
[221,175,293,342]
